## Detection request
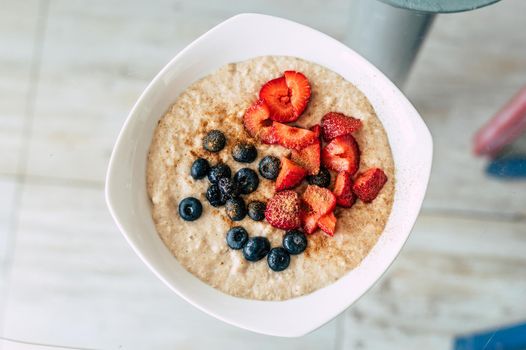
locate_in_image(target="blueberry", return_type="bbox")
[267,247,290,271]
[178,197,202,221]
[258,156,281,180]
[232,142,257,163]
[247,201,266,221]
[283,230,308,255]
[225,197,246,221]
[190,158,210,179]
[226,226,248,250]
[307,167,331,188]
[243,236,271,262]
[233,168,259,194]
[218,177,240,198]
[206,184,226,207]
[207,163,231,184]
[203,130,226,152]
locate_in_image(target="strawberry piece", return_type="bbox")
[321,134,360,174]
[318,212,337,236]
[243,99,276,144]
[284,71,311,117]
[302,185,336,217]
[265,190,301,230]
[275,157,307,191]
[310,124,322,139]
[259,77,296,123]
[291,140,320,175]
[352,168,388,203]
[272,122,318,150]
[333,171,356,208]
[301,207,319,234]
[321,112,363,141]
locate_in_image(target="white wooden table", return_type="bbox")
[1,1,525,349]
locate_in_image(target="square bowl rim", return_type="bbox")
[105,13,433,337]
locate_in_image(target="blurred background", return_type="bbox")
[1,0,525,349]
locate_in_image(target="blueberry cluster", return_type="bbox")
[179,130,265,222]
[179,129,307,272]
[226,227,307,272]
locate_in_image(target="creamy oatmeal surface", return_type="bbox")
[146,56,394,300]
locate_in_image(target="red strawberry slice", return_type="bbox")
[243,99,276,144]
[275,157,307,191]
[302,185,336,217]
[300,207,319,234]
[310,124,322,139]
[333,171,356,208]
[259,77,296,123]
[272,122,318,150]
[291,140,320,175]
[321,112,363,141]
[352,168,388,203]
[265,190,301,230]
[318,212,337,236]
[284,71,311,117]
[321,134,360,174]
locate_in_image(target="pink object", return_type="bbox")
[473,86,526,157]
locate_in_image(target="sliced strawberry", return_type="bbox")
[259,126,276,144]
[272,122,318,150]
[265,190,301,230]
[291,140,320,175]
[243,99,276,144]
[259,77,296,123]
[301,207,319,234]
[302,185,336,217]
[275,157,307,191]
[333,171,356,208]
[318,212,337,236]
[321,112,363,141]
[352,168,388,203]
[321,134,360,174]
[310,124,322,139]
[284,71,311,117]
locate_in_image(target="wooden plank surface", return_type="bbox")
[3,182,340,349]
[405,0,526,217]
[25,0,179,183]
[0,177,18,334]
[340,214,526,350]
[24,0,352,184]
[0,0,40,175]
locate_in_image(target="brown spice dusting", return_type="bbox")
[219,214,231,225]
[305,234,330,258]
[231,129,251,144]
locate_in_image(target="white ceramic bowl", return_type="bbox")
[106,13,432,337]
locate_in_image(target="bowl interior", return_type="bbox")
[106,13,432,337]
